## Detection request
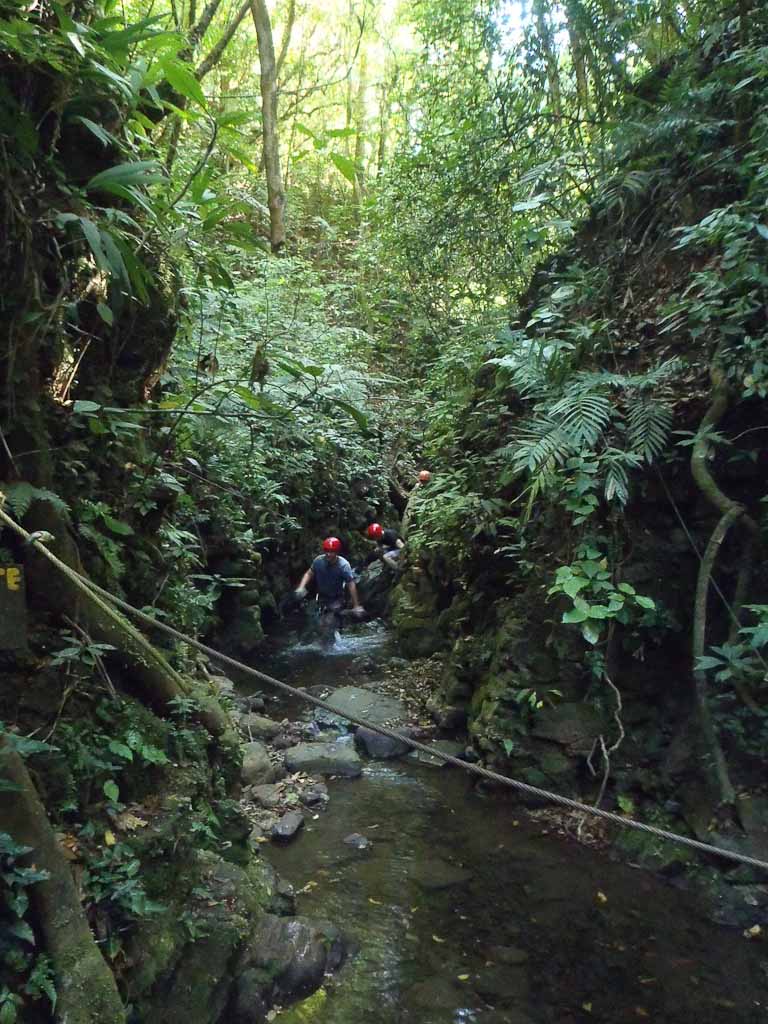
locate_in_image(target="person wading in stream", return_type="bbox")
[294,537,365,640]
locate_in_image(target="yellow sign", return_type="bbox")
[0,566,22,590]
[0,564,27,649]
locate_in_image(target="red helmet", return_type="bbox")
[366,523,383,540]
[418,469,431,483]
[322,536,342,553]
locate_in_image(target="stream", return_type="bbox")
[258,624,767,1024]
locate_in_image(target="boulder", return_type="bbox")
[356,725,411,760]
[473,964,529,1004]
[343,833,371,850]
[247,784,282,809]
[241,714,282,740]
[243,915,346,1004]
[242,741,276,785]
[531,703,603,755]
[271,811,304,843]
[285,742,362,778]
[314,686,406,730]
[300,783,329,806]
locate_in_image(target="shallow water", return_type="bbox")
[261,625,767,1024]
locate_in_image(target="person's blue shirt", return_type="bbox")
[311,555,354,602]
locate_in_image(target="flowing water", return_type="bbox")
[260,625,767,1024]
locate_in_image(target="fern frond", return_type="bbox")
[627,399,673,462]
[549,391,612,446]
[1,482,69,519]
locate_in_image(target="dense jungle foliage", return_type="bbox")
[1,0,768,1017]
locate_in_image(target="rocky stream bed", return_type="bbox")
[205,622,768,1024]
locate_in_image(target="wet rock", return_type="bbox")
[531,703,603,755]
[407,976,460,1009]
[343,833,371,850]
[315,685,406,730]
[242,741,277,785]
[229,968,268,1023]
[243,915,346,1004]
[272,732,301,750]
[300,783,329,806]
[247,784,282,809]
[271,811,304,843]
[241,714,282,740]
[412,858,472,890]
[434,705,468,731]
[246,694,266,713]
[473,964,530,1004]
[407,739,465,767]
[285,741,363,778]
[356,726,412,759]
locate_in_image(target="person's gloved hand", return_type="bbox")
[294,587,308,600]
[351,606,366,619]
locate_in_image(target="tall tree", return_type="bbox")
[251,0,287,250]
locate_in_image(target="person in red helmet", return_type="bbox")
[365,521,404,570]
[294,537,364,620]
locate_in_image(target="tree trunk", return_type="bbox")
[533,0,562,117]
[0,737,126,1024]
[251,0,287,252]
[352,50,368,216]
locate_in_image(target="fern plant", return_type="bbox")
[0,483,69,519]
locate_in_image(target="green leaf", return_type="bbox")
[71,115,113,147]
[107,741,133,760]
[562,576,588,598]
[78,218,109,272]
[756,224,768,241]
[162,58,206,108]
[581,620,602,645]
[102,515,133,536]
[103,780,119,802]
[86,160,165,194]
[96,303,114,326]
[635,595,655,609]
[9,920,35,945]
[329,397,369,431]
[330,151,357,185]
[73,400,101,413]
[563,606,589,624]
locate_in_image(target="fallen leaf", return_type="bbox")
[744,924,762,939]
[457,974,470,982]
[368,897,382,905]
[596,891,608,904]
[432,934,446,943]
[104,830,116,847]
[635,1009,648,1018]
[582,1002,592,1013]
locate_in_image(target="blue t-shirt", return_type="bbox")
[311,555,354,602]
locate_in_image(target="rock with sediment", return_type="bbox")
[241,713,282,740]
[314,685,406,730]
[241,741,277,785]
[271,811,304,842]
[356,725,412,759]
[285,741,362,778]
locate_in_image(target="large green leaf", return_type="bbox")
[86,160,165,193]
[162,57,206,108]
[330,152,357,185]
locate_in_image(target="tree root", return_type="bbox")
[689,354,759,809]
[0,736,126,1024]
